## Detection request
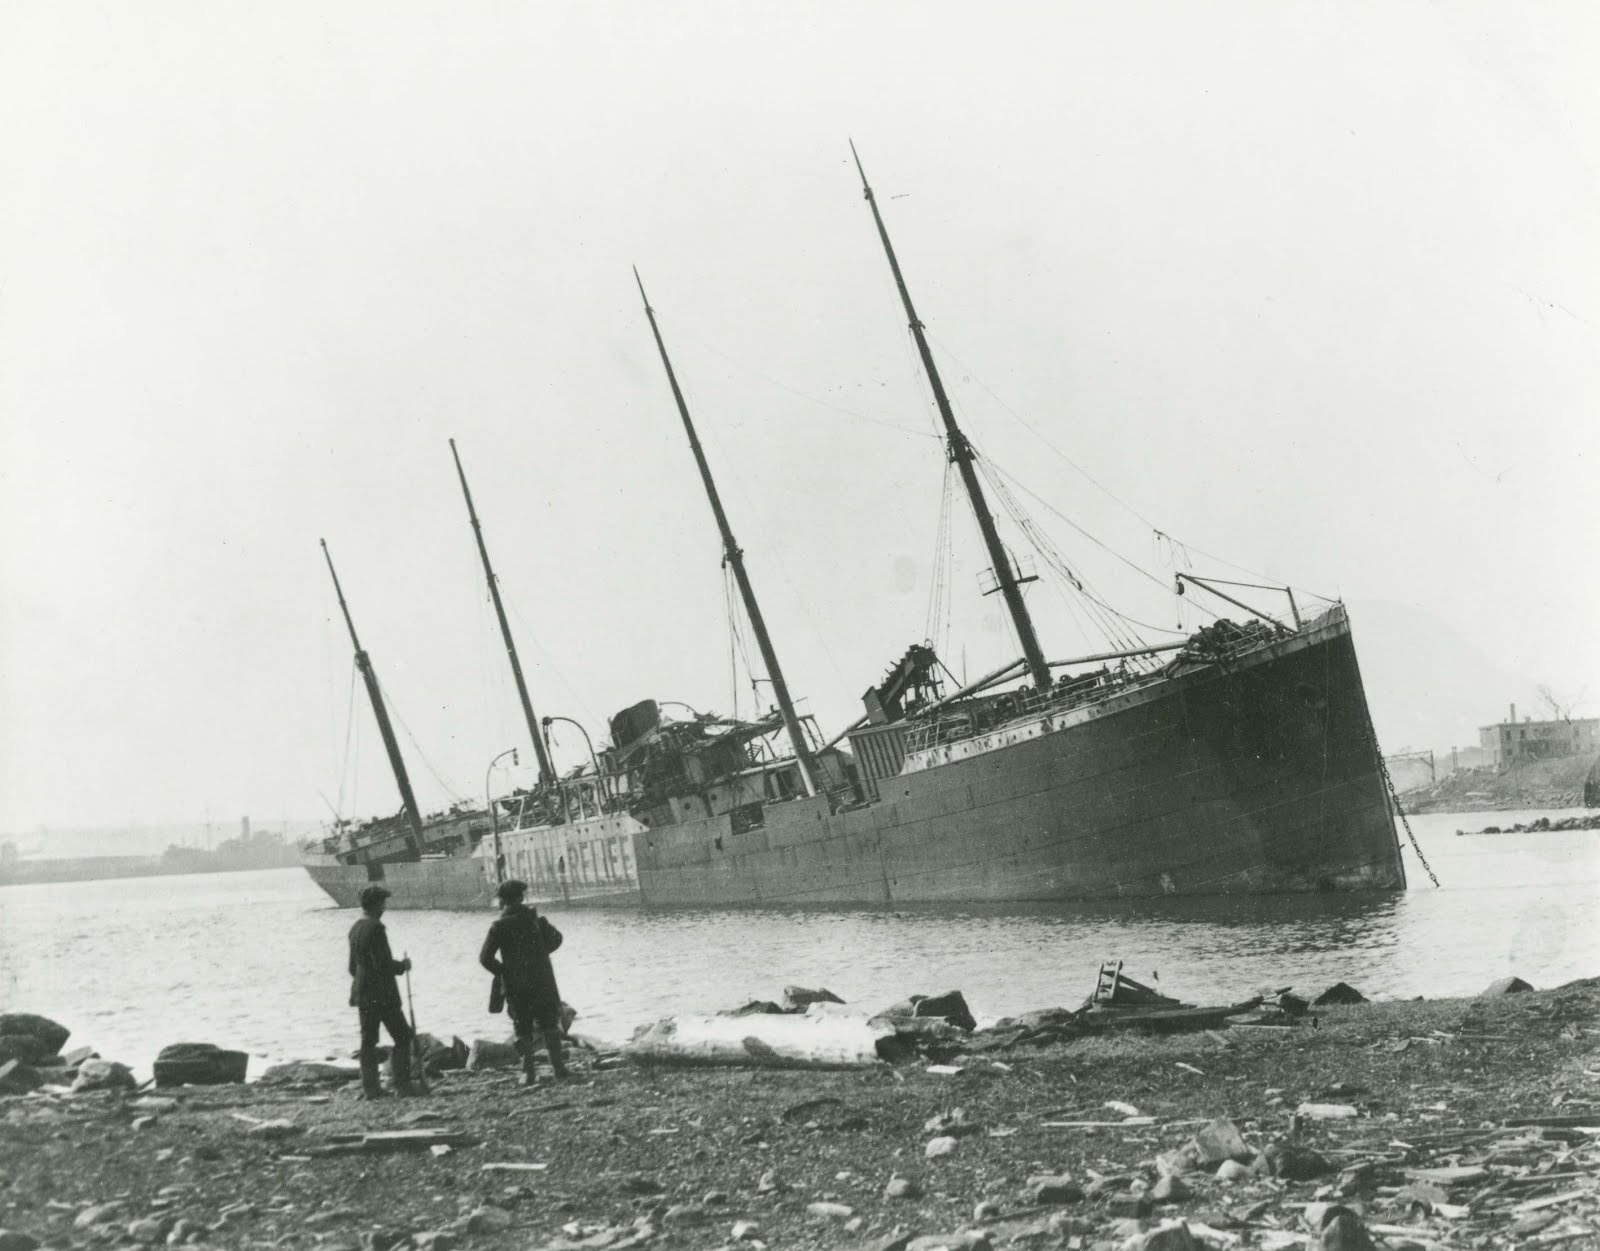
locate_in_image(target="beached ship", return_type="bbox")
[604,151,1408,904]
[302,452,644,912]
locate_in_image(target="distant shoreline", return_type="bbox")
[0,857,301,888]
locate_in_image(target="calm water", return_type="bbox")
[1,809,1596,1078]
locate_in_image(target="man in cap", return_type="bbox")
[348,884,418,1098]
[479,879,568,1086]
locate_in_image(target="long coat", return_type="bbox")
[478,903,562,1018]
[348,915,406,1010]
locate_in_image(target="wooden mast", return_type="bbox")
[449,438,558,789]
[634,269,821,798]
[320,539,425,854]
[851,144,1053,693]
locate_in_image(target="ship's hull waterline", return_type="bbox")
[636,608,1407,904]
[304,609,1405,910]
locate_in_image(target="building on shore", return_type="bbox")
[1479,704,1600,769]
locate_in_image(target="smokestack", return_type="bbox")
[1510,703,1516,725]
[241,816,251,841]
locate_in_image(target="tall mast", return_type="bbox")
[634,269,821,798]
[851,144,1052,692]
[320,539,425,853]
[449,439,557,789]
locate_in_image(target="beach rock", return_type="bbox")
[128,1215,174,1244]
[74,1203,126,1230]
[781,985,845,1012]
[1254,1139,1334,1180]
[71,1059,136,1093]
[1481,976,1534,997]
[259,1061,360,1087]
[907,1235,989,1251]
[1276,992,1309,1018]
[466,1039,520,1071]
[0,1231,41,1251]
[1026,1175,1084,1205]
[246,1119,301,1139]
[0,1036,49,1066]
[915,991,978,1033]
[59,1045,97,1068]
[1215,1160,1252,1182]
[725,1000,785,1017]
[973,1201,1001,1222]
[411,1234,455,1251]
[664,1203,711,1225]
[1320,1209,1376,1251]
[1108,1193,1154,1219]
[1191,1117,1252,1166]
[1312,983,1367,1006]
[1133,1221,1198,1251]
[165,1218,202,1244]
[730,1220,761,1241]
[885,1176,921,1199]
[464,1207,511,1235]
[154,1043,248,1088]
[1151,1175,1192,1202]
[0,1015,69,1056]
[0,1060,42,1096]
[415,1034,467,1073]
[925,1135,958,1159]
[806,1202,854,1220]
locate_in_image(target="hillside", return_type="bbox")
[1399,751,1600,813]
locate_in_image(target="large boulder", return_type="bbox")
[1482,976,1534,997]
[0,1037,48,1066]
[0,1060,43,1096]
[466,1039,520,1070]
[257,1061,360,1087]
[872,990,977,1033]
[153,1044,248,1088]
[416,1034,469,1073]
[1312,982,1367,1006]
[71,1059,136,1093]
[0,1015,69,1056]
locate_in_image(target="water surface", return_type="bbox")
[1,808,1594,1075]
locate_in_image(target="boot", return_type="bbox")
[389,1041,418,1097]
[513,1034,537,1088]
[542,1028,570,1081]
[358,1051,386,1100]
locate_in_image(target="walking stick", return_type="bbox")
[403,954,430,1095]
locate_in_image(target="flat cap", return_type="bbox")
[358,884,392,910]
[495,878,528,904]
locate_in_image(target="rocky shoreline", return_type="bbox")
[4,977,1600,1251]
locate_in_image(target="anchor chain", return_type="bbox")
[1359,704,1440,887]
[1376,751,1440,887]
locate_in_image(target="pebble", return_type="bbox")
[128,1216,174,1244]
[465,1206,511,1235]
[1026,1175,1084,1205]
[1215,1160,1252,1182]
[973,1200,1001,1222]
[412,1233,457,1251]
[806,1202,855,1220]
[1151,1175,1191,1202]
[925,1135,958,1159]
[663,1204,710,1226]
[885,1176,921,1199]
[730,1220,761,1242]
[73,1203,125,1230]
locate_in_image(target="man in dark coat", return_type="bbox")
[478,879,567,1086]
[348,884,417,1098]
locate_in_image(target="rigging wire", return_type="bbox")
[380,683,468,809]
[663,314,943,442]
[923,328,1340,605]
[924,460,956,658]
[337,661,360,823]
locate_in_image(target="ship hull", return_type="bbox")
[635,608,1407,904]
[301,809,644,911]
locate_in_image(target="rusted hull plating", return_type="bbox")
[635,609,1407,903]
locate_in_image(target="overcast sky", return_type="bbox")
[2,2,1595,834]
